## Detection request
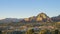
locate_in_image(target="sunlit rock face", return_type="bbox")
[37,13,47,19]
[24,18,30,21]
[36,13,50,22]
[36,17,43,22]
[29,16,36,22]
[24,16,36,22]
[23,12,52,22]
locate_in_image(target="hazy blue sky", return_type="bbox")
[0,0,60,19]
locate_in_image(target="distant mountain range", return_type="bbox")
[0,13,60,23]
[51,15,60,22]
[0,18,21,23]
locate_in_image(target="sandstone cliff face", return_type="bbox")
[36,13,48,22]
[29,16,36,21]
[37,13,47,18]
[36,17,43,21]
[36,13,52,22]
[24,18,30,21]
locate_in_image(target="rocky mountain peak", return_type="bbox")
[23,12,52,22]
[37,12,48,19]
